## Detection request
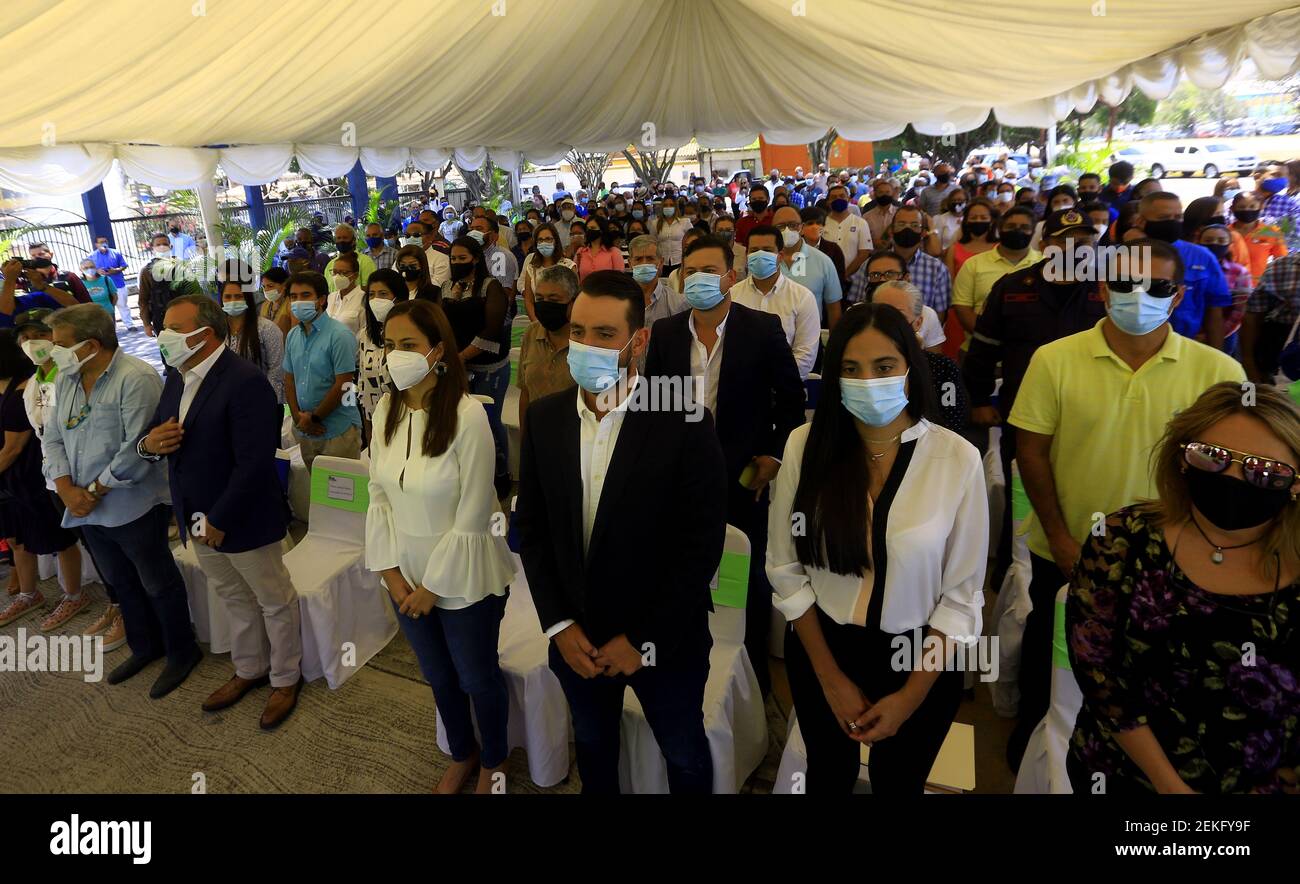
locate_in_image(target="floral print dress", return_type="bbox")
[1067,506,1300,794]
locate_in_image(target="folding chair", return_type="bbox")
[1014,585,1082,794]
[617,524,768,793]
[990,460,1033,718]
[285,455,396,688]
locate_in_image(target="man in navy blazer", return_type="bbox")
[136,294,303,729]
[644,234,805,697]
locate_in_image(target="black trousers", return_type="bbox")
[1008,552,1070,769]
[47,490,116,604]
[784,607,963,794]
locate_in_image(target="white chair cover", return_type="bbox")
[1014,586,1082,794]
[435,558,572,787]
[984,425,1006,556]
[37,542,103,588]
[616,524,768,793]
[177,533,296,655]
[284,456,396,689]
[991,458,1033,718]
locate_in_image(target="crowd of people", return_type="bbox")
[1,150,1299,795]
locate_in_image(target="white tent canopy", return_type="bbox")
[1,0,1299,194]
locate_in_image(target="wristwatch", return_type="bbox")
[137,435,162,462]
[87,480,104,498]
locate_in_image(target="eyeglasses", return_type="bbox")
[866,270,905,282]
[1108,278,1179,298]
[1182,441,1297,491]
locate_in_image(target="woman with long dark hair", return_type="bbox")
[442,236,511,496]
[519,222,575,322]
[356,268,409,433]
[218,279,284,403]
[394,245,442,303]
[766,302,988,794]
[365,299,515,793]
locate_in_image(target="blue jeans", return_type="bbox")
[394,591,510,768]
[467,363,510,479]
[81,504,197,664]
[548,638,713,793]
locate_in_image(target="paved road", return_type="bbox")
[1101,133,1300,203]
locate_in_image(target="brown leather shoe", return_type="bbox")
[202,674,270,712]
[259,677,303,730]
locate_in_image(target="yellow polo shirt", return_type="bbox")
[951,247,1041,351]
[1008,320,1245,560]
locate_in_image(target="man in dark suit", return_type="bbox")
[515,270,727,794]
[136,293,302,730]
[644,234,805,697]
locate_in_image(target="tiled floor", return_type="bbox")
[114,292,163,373]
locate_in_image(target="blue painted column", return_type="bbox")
[244,185,268,230]
[346,160,369,221]
[81,184,114,246]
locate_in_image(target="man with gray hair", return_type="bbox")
[138,294,301,728]
[42,303,202,697]
[517,264,579,435]
[324,222,377,291]
[868,280,968,434]
[628,234,687,332]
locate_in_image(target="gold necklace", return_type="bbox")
[865,433,900,461]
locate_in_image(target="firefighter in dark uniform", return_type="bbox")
[962,208,1107,594]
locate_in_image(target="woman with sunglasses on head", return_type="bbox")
[1067,382,1300,794]
[366,299,515,792]
[394,245,442,304]
[766,303,988,794]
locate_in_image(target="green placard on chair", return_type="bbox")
[511,323,527,349]
[309,468,370,513]
[1011,469,1031,525]
[509,361,519,387]
[1289,379,1300,407]
[1052,595,1071,671]
[712,550,749,609]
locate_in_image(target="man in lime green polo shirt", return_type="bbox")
[323,223,376,291]
[1004,237,1245,769]
[952,205,1040,352]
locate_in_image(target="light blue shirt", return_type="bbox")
[281,311,362,440]
[42,350,169,528]
[779,241,842,310]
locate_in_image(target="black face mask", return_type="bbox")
[875,195,894,206]
[449,262,474,281]
[1186,468,1292,531]
[934,173,950,184]
[1207,215,1226,227]
[964,220,991,237]
[1143,219,1183,243]
[1235,209,1260,224]
[750,201,768,214]
[1001,229,1032,250]
[534,299,570,332]
[892,228,923,248]
[1203,242,1229,261]
[398,265,422,281]
[336,240,355,253]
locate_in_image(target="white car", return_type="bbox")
[1149,143,1257,179]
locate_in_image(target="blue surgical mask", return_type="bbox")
[222,301,248,316]
[537,242,555,257]
[747,250,779,279]
[683,272,725,310]
[631,209,645,220]
[290,301,319,322]
[468,229,487,244]
[567,337,632,394]
[1261,177,1287,194]
[1107,286,1172,336]
[631,263,659,284]
[663,206,676,218]
[840,373,910,427]
[1221,189,1240,204]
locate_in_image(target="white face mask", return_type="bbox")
[369,297,395,322]
[332,273,353,292]
[50,339,95,375]
[157,327,208,369]
[153,245,171,256]
[399,236,422,248]
[21,339,53,365]
[386,346,437,391]
[781,228,802,248]
[263,287,282,302]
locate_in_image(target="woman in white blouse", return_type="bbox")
[653,198,690,277]
[365,299,516,794]
[518,222,574,323]
[766,301,987,794]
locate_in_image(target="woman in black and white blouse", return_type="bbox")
[356,268,408,443]
[767,302,988,794]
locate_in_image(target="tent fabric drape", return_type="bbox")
[0,0,1297,194]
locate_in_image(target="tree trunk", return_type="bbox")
[622,148,680,186]
[807,128,839,169]
[566,151,611,192]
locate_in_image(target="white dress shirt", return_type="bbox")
[766,419,987,643]
[327,284,366,336]
[365,394,515,609]
[179,345,224,423]
[728,273,820,379]
[544,376,642,639]
[425,246,451,290]
[688,310,728,418]
[655,217,691,265]
[919,305,946,349]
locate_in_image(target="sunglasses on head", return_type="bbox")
[1182,441,1297,491]
[1107,277,1178,298]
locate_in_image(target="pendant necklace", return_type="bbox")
[865,433,901,461]
[1189,512,1261,565]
